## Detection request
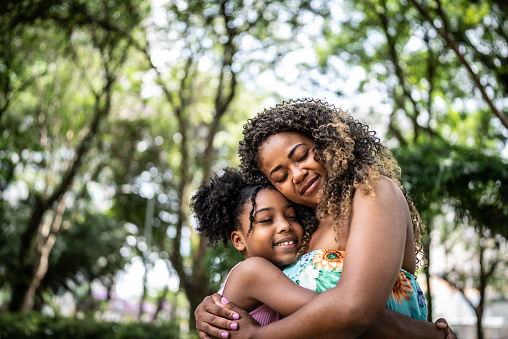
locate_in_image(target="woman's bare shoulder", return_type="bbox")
[355,175,404,201]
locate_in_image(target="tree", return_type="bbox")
[395,139,508,338]
[409,0,508,129]
[41,212,129,314]
[0,0,147,312]
[317,0,507,139]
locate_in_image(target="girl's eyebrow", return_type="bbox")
[254,207,273,216]
[269,143,307,178]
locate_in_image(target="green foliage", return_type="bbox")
[318,0,507,143]
[0,312,185,339]
[394,139,508,237]
[0,0,152,313]
[43,213,128,295]
[202,244,244,292]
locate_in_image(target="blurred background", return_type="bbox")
[0,0,507,338]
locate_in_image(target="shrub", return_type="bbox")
[0,312,189,339]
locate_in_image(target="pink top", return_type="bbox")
[219,262,281,326]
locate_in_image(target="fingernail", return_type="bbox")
[221,332,229,338]
[232,313,239,320]
[222,297,230,304]
[230,322,238,330]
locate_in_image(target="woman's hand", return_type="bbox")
[195,294,260,339]
[224,299,262,339]
[435,318,458,339]
[195,294,240,339]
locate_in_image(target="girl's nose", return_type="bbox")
[277,218,293,232]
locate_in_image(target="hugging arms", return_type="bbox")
[196,294,454,339]
[194,99,457,339]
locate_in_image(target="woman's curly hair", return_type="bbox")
[190,167,318,253]
[238,98,426,269]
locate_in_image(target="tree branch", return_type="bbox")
[410,0,508,129]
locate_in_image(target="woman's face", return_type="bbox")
[258,132,327,207]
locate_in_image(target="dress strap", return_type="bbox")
[218,262,242,295]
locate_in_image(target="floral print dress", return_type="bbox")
[283,249,428,321]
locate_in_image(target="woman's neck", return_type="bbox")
[307,216,349,252]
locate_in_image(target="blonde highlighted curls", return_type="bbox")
[238,98,427,270]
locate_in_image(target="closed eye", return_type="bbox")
[275,172,288,183]
[297,149,309,162]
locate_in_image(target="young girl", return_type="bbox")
[195,99,457,339]
[190,168,318,326]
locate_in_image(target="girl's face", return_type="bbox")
[231,188,304,268]
[258,132,327,208]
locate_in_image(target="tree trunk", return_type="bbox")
[476,311,483,339]
[152,287,169,322]
[139,261,149,319]
[476,244,485,339]
[21,195,67,311]
[9,199,47,312]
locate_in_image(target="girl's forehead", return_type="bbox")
[254,188,291,207]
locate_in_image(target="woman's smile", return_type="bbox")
[300,175,320,195]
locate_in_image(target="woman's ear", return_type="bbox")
[231,230,246,252]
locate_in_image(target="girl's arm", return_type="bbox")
[223,256,317,317]
[235,177,419,338]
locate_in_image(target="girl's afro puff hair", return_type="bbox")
[190,168,269,247]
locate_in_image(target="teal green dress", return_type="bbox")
[283,249,428,321]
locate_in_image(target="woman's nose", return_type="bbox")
[292,167,308,184]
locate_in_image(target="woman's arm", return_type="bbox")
[223,257,318,316]
[194,179,453,338]
[232,178,422,338]
[361,309,446,338]
[195,296,457,339]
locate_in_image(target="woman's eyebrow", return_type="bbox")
[269,165,282,178]
[287,143,306,159]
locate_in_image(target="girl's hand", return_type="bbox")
[435,318,458,339]
[195,294,241,339]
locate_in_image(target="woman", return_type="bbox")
[195,99,456,339]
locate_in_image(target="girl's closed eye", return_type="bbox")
[255,212,274,224]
